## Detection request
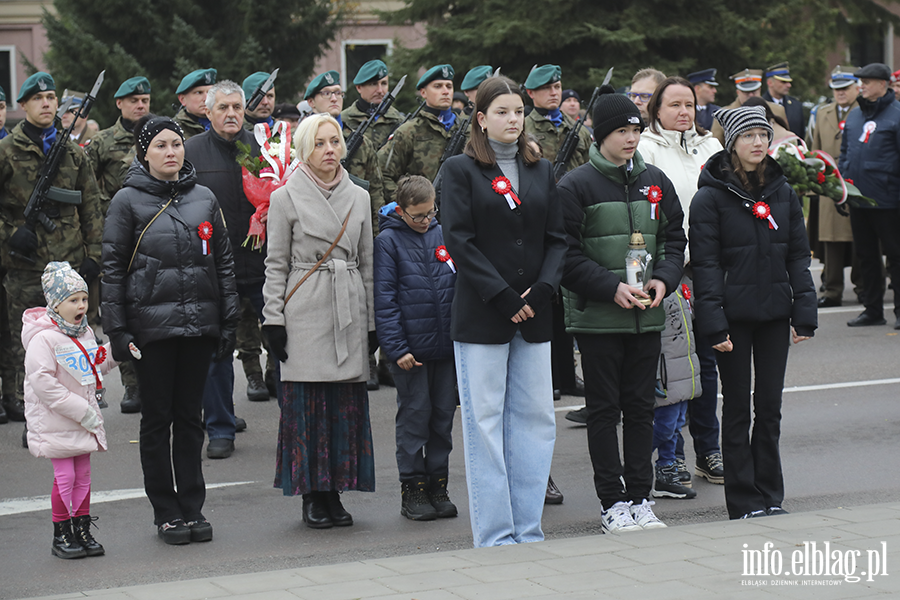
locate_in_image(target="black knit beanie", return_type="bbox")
[592,85,645,144]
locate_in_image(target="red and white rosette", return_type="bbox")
[646,185,662,220]
[435,245,456,273]
[198,221,213,255]
[751,201,778,230]
[859,120,876,144]
[492,176,521,210]
[254,121,300,182]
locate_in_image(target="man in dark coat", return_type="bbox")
[184,80,262,458]
[763,62,805,139]
[687,69,720,131]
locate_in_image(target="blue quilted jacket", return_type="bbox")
[374,203,456,363]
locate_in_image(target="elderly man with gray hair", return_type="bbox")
[185,79,264,458]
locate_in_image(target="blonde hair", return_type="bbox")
[632,68,666,86]
[293,113,346,162]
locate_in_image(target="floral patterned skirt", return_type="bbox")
[274,381,375,496]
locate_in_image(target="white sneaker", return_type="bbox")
[601,501,641,533]
[631,499,667,529]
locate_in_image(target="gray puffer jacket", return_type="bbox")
[101,160,239,360]
[657,278,701,407]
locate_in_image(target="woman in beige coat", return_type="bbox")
[262,113,375,530]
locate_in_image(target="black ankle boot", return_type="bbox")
[428,477,458,518]
[52,519,87,559]
[323,491,353,526]
[72,515,105,556]
[301,493,333,529]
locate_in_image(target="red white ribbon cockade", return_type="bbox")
[751,201,778,230]
[859,120,877,144]
[646,185,662,220]
[254,121,300,182]
[492,176,521,210]
[198,221,213,255]
[435,245,456,273]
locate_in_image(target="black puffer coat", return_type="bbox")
[689,152,816,345]
[101,160,239,359]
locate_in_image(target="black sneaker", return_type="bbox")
[674,458,692,487]
[158,519,191,545]
[565,406,587,424]
[187,519,213,542]
[401,481,437,521]
[207,438,235,459]
[696,452,725,484]
[246,373,269,402]
[428,477,458,518]
[652,463,697,499]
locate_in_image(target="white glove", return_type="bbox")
[80,407,102,434]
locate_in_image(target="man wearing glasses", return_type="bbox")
[627,69,665,125]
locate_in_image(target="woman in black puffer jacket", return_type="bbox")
[101,115,239,544]
[690,106,816,521]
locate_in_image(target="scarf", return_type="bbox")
[299,162,344,194]
[536,107,563,128]
[0,128,7,140]
[438,108,456,131]
[47,307,88,338]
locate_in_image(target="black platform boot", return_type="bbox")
[52,519,87,559]
[72,515,105,556]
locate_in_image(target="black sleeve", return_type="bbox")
[688,188,729,344]
[100,190,136,350]
[210,196,240,336]
[784,185,817,336]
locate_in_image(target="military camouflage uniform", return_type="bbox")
[524,110,592,176]
[0,121,104,403]
[343,120,385,234]
[378,110,461,202]
[84,116,139,388]
[173,107,208,140]
[341,102,405,151]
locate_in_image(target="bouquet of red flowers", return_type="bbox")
[770,138,875,209]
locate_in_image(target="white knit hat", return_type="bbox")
[714,105,774,153]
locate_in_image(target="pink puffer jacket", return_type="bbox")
[23,307,117,459]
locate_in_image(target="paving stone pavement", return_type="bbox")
[27,503,900,599]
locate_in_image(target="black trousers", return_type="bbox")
[136,336,216,526]
[717,320,790,519]
[850,206,900,318]
[576,331,660,510]
[551,297,576,390]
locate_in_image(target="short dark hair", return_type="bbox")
[464,75,540,168]
[396,175,435,209]
[647,77,708,135]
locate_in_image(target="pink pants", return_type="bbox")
[50,454,92,523]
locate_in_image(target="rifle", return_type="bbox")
[11,71,105,265]
[343,75,406,166]
[379,99,425,150]
[246,68,278,112]
[552,67,613,181]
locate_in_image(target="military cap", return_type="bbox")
[830,66,859,89]
[525,65,562,90]
[242,71,272,101]
[17,72,55,103]
[114,76,151,98]
[417,64,454,90]
[304,70,341,100]
[730,69,763,92]
[176,68,217,95]
[687,68,718,86]
[766,62,792,82]
[63,95,84,112]
[0,85,5,103]
[460,65,492,92]
[855,63,892,81]
[353,60,388,85]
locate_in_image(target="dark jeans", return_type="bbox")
[388,358,457,482]
[676,333,721,460]
[203,282,264,439]
[550,297,576,390]
[576,331,660,510]
[136,336,216,525]
[717,319,790,519]
[850,206,900,318]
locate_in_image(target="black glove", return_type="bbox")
[523,282,554,314]
[8,226,38,256]
[262,325,288,362]
[109,333,135,363]
[490,287,528,320]
[215,328,237,362]
[368,331,379,354]
[836,202,850,217]
[79,258,102,285]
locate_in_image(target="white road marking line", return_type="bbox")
[0,481,256,517]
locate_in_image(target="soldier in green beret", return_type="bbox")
[83,75,151,413]
[461,65,492,105]
[0,72,104,423]
[340,60,404,150]
[523,64,591,176]
[173,68,216,139]
[378,64,461,203]
[242,71,276,131]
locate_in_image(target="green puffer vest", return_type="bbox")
[562,146,671,335]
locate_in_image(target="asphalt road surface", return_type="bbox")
[0,264,897,599]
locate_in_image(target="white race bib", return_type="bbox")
[55,341,103,387]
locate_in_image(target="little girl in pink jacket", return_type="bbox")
[24,261,118,559]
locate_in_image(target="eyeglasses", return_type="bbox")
[626,92,653,102]
[738,132,769,143]
[403,207,439,223]
[317,90,345,99]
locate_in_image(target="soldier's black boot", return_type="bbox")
[428,477,458,518]
[52,519,87,559]
[72,515,105,556]
[0,398,7,424]
[2,395,25,422]
[120,385,141,414]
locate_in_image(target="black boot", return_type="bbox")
[301,493,333,529]
[428,477,458,518]
[52,519,87,559]
[401,480,437,521]
[0,397,7,424]
[72,515,105,556]
[120,386,141,414]
[323,491,353,527]
[2,395,25,422]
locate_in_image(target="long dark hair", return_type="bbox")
[729,149,767,191]
[464,75,540,167]
[647,76,707,135]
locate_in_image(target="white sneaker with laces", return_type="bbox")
[631,499,667,529]
[601,501,641,533]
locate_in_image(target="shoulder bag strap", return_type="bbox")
[284,208,352,306]
[127,193,174,272]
